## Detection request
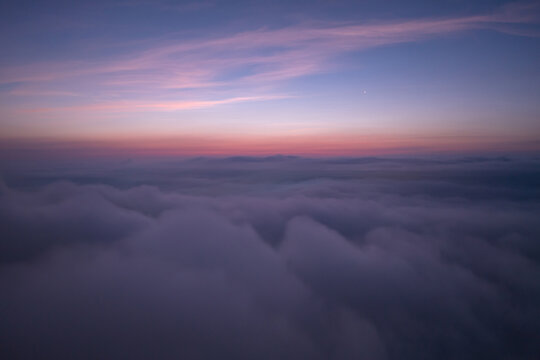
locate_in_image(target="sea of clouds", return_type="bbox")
[1,155,540,359]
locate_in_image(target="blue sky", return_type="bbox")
[1,0,539,155]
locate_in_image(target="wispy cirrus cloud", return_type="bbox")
[23,95,290,113]
[0,2,538,114]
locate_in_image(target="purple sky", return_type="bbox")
[1,0,540,156]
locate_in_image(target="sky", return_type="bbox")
[1,2,540,358]
[1,0,540,156]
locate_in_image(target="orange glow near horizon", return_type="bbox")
[2,132,538,159]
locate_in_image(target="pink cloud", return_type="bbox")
[1,3,538,113]
[23,95,290,113]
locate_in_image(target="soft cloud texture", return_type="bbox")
[2,2,538,115]
[1,156,540,359]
